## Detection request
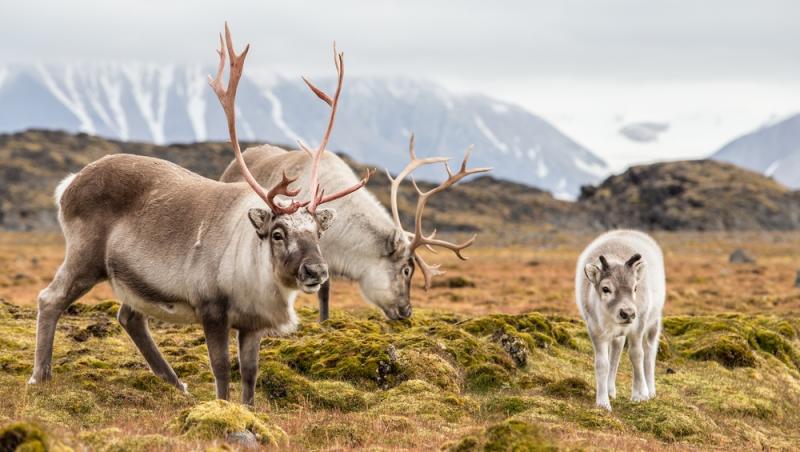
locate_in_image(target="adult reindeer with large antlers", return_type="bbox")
[28,23,366,405]
[221,129,490,320]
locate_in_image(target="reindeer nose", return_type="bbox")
[299,262,328,285]
[398,304,413,319]
[619,308,636,321]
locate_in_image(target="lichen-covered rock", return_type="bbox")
[173,400,286,446]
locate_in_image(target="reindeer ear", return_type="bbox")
[248,208,272,237]
[315,208,336,232]
[584,263,602,285]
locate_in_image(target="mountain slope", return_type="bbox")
[0,63,607,197]
[579,160,800,230]
[712,113,800,189]
[0,130,587,234]
[2,130,799,233]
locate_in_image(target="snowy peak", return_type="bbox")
[0,63,609,197]
[711,113,800,189]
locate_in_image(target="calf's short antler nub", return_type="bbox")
[388,135,491,289]
[209,24,370,216]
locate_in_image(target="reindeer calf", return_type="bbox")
[575,230,666,411]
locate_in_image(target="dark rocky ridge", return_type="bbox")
[2,130,799,235]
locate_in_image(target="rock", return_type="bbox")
[491,330,528,367]
[795,270,800,288]
[729,248,756,264]
[226,431,259,448]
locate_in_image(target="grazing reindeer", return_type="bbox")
[221,135,489,320]
[575,229,666,411]
[28,24,367,406]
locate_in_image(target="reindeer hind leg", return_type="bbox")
[117,304,186,392]
[30,248,104,384]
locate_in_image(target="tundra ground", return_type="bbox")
[1,231,799,450]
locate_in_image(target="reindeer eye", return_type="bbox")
[402,266,412,278]
[602,287,611,294]
[271,231,284,241]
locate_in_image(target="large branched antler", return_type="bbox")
[389,135,491,289]
[208,22,307,215]
[298,44,372,214]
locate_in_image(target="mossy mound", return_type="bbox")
[615,397,715,442]
[369,380,477,422]
[0,422,50,452]
[446,419,557,451]
[258,361,369,412]
[396,350,462,392]
[543,376,593,400]
[264,310,523,393]
[461,312,575,350]
[665,315,800,369]
[271,327,399,389]
[173,400,286,446]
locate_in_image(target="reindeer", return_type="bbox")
[576,229,666,411]
[220,134,490,321]
[28,24,368,405]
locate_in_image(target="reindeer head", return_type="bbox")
[361,136,489,320]
[209,24,369,294]
[584,254,646,325]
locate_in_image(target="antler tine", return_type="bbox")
[413,253,445,290]
[403,146,490,289]
[387,134,449,230]
[208,23,304,215]
[303,44,361,214]
[314,168,375,206]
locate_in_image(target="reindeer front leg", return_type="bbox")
[237,329,262,406]
[201,305,231,400]
[628,331,649,402]
[590,335,611,411]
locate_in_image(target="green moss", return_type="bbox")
[465,363,511,393]
[65,300,120,317]
[258,361,367,411]
[173,400,286,446]
[273,329,399,388]
[26,388,100,426]
[369,380,477,422]
[481,396,532,416]
[396,350,462,392]
[483,420,556,451]
[543,377,592,400]
[461,313,574,349]
[0,422,49,452]
[615,398,713,442]
[664,315,800,369]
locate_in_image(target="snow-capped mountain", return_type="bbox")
[0,63,608,198]
[711,113,800,189]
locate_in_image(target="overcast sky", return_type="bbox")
[2,0,798,169]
